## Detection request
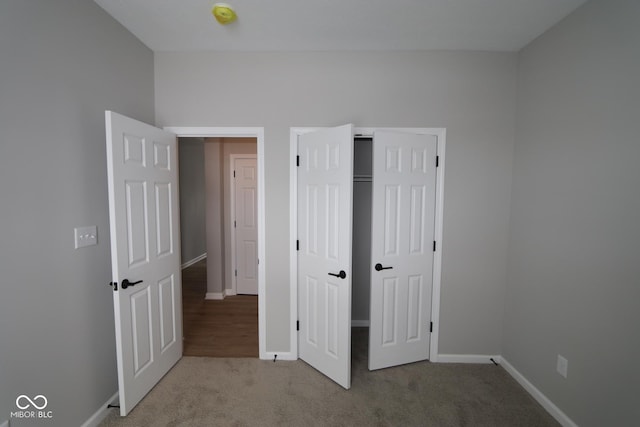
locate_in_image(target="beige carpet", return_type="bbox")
[100,328,559,426]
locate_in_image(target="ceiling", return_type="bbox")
[94,0,587,52]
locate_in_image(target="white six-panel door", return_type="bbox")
[106,111,183,415]
[297,125,353,389]
[368,130,437,370]
[233,156,258,295]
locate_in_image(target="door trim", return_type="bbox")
[230,154,258,295]
[165,127,267,360]
[290,127,446,362]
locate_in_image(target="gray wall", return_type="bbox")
[504,0,640,425]
[0,1,154,425]
[204,141,225,295]
[178,138,207,264]
[155,51,517,353]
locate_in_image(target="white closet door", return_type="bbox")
[368,130,437,371]
[298,124,353,389]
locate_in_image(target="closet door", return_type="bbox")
[297,124,354,389]
[369,130,437,370]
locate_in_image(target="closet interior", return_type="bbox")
[352,136,373,326]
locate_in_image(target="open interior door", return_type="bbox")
[368,130,437,370]
[106,111,183,415]
[297,124,354,389]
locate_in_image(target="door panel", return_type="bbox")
[384,185,401,256]
[382,277,398,345]
[125,180,148,267]
[130,287,152,374]
[158,275,177,351]
[369,130,437,371]
[155,182,173,257]
[298,125,353,389]
[407,275,423,341]
[409,186,426,254]
[106,111,182,416]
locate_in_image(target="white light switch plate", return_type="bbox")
[74,226,98,249]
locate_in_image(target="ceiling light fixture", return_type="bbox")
[212,3,237,25]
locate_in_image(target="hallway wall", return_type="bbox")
[179,138,206,264]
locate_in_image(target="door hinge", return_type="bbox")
[235,269,237,277]
[296,320,300,331]
[296,240,300,251]
[433,241,436,252]
[436,156,439,167]
[234,220,237,228]
[233,170,236,178]
[296,155,300,167]
[430,322,433,333]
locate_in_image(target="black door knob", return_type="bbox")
[121,279,143,289]
[374,263,393,271]
[328,270,347,279]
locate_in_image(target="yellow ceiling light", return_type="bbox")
[212,3,237,25]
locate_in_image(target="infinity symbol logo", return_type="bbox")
[16,395,48,410]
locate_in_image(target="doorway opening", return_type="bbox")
[179,136,259,357]
[168,126,266,359]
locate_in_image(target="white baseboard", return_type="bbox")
[80,391,118,427]
[437,354,502,364]
[500,358,578,427]
[351,320,370,327]
[205,291,225,300]
[204,289,241,300]
[262,351,296,361]
[181,253,207,270]
[436,354,577,426]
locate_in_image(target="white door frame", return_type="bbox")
[230,154,258,295]
[290,127,446,362]
[165,127,267,360]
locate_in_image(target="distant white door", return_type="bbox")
[368,130,437,371]
[233,156,258,295]
[105,111,183,415]
[297,124,354,389]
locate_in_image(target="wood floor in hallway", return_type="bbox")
[182,259,258,357]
